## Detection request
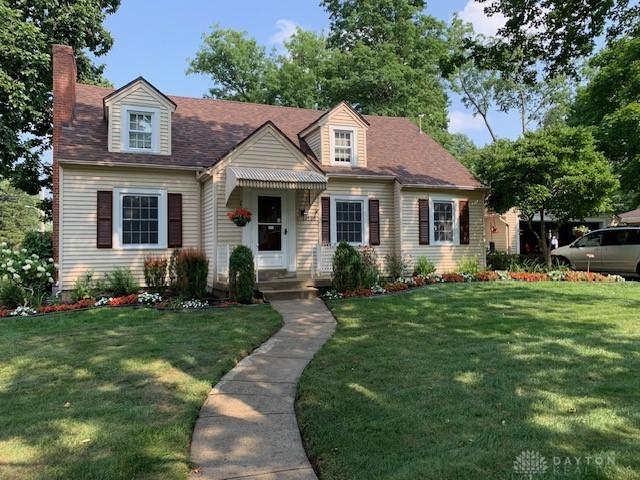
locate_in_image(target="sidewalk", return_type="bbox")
[190,298,336,480]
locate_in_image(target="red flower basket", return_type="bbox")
[227,208,252,227]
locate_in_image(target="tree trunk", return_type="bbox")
[525,210,551,267]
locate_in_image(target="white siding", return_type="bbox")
[304,128,322,159]
[59,165,199,288]
[400,189,486,272]
[319,105,368,167]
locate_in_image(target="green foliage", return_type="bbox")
[0,181,41,247]
[228,245,255,304]
[0,242,55,301]
[384,253,408,280]
[143,256,168,292]
[457,256,479,275]
[174,249,209,300]
[0,1,120,200]
[21,231,52,260]
[106,268,140,297]
[360,246,380,289]
[413,256,436,276]
[0,280,25,309]
[71,271,96,303]
[466,0,638,78]
[190,1,450,133]
[332,242,362,292]
[475,126,619,263]
[572,32,640,206]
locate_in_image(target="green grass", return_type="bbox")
[297,282,640,480]
[0,306,281,480]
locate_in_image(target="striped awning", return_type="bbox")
[225,166,327,203]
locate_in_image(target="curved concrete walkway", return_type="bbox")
[190,299,335,480]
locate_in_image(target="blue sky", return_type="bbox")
[97,0,521,146]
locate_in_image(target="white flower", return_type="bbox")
[1,263,5,269]
[46,272,51,277]
[0,242,6,248]
[6,260,13,267]
[22,264,31,271]
[48,277,55,284]
[37,266,45,273]
[2,249,10,254]
[13,273,21,281]
[48,258,54,263]
[31,254,39,259]
[25,259,33,265]
[21,248,27,253]
[7,267,15,274]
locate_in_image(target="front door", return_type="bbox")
[257,195,285,268]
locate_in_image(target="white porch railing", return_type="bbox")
[315,244,336,277]
[216,244,260,282]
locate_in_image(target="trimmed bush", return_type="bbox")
[144,256,168,291]
[458,256,479,275]
[174,249,209,299]
[229,245,255,304]
[21,231,53,260]
[333,242,362,292]
[106,268,140,297]
[413,256,436,277]
[0,280,25,309]
[384,253,408,280]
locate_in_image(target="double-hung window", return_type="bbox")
[331,197,368,245]
[433,200,454,243]
[123,106,159,153]
[331,127,356,165]
[114,188,167,249]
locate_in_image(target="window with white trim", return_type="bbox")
[121,194,159,245]
[114,188,167,249]
[433,200,454,243]
[333,130,353,164]
[335,200,364,244]
[128,112,153,149]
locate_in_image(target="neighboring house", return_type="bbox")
[485,208,612,254]
[52,45,487,295]
[613,207,640,225]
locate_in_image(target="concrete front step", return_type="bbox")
[257,278,315,290]
[260,286,319,301]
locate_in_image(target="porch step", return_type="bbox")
[257,278,315,290]
[256,269,297,282]
[261,286,319,301]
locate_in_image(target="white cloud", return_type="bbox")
[449,111,486,133]
[269,19,298,45]
[458,1,506,37]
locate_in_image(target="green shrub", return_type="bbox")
[384,253,408,280]
[71,271,96,302]
[174,249,209,299]
[458,256,479,275]
[360,246,380,288]
[106,268,140,297]
[228,245,255,304]
[487,253,550,272]
[143,256,168,291]
[413,256,436,276]
[21,231,53,260]
[332,242,362,292]
[0,280,25,308]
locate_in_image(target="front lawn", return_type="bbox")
[297,282,640,480]
[0,306,281,480]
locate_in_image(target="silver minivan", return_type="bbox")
[551,227,640,276]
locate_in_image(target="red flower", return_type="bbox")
[110,294,139,306]
[227,208,252,222]
[509,272,549,282]
[441,273,465,283]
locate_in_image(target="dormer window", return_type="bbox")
[122,105,160,153]
[330,126,357,166]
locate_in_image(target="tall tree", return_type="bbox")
[0,180,41,247]
[0,0,120,199]
[474,126,618,264]
[571,32,640,207]
[469,0,639,77]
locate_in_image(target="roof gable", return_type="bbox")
[103,77,177,113]
[299,101,369,137]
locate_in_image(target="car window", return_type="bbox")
[602,230,630,246]
[575,232,602,247]
[625,230,640,245]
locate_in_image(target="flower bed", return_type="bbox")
[322,268,626,301]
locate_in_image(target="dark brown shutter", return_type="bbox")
[168,193,182,248]
[418,198,429,245]
[369,199,380,245]
[96,190,113,248]
[321,197,331,244]
[459,199,470,245]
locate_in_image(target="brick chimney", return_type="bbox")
[51,44,77,268]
